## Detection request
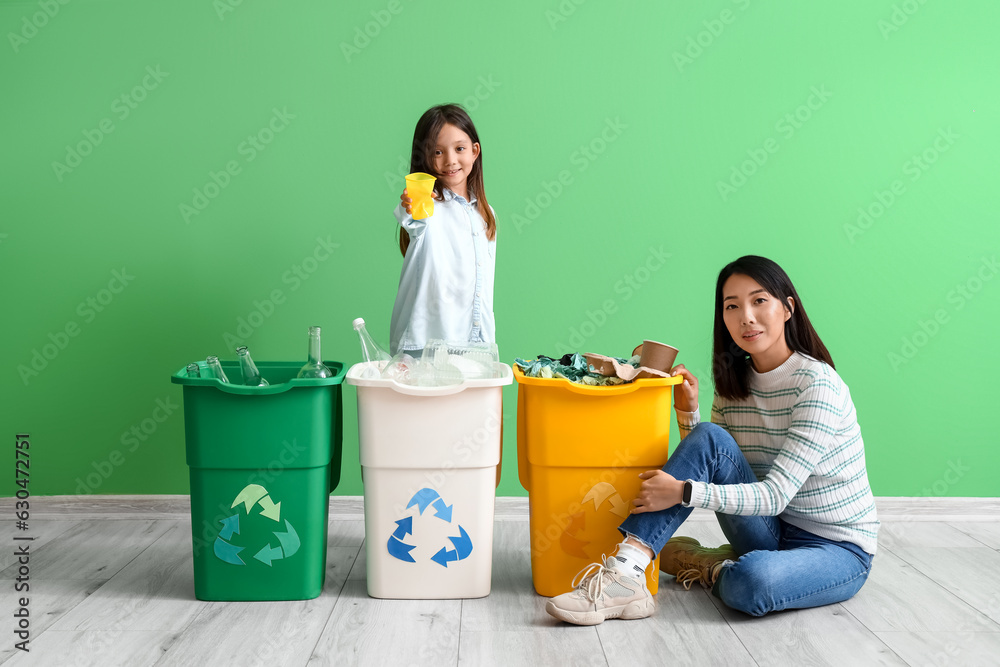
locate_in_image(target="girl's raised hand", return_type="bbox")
[670,363,699,413]
[631,470,683,513]
[400,189,412,215]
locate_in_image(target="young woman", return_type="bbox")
[546,255,879,625]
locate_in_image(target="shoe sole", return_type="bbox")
[545,598,655,626]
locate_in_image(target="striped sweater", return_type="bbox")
[677,352,879,554]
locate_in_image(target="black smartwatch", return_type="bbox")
[682,480,693,505]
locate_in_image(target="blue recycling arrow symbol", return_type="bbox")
[387,515,417,562]
[388,489,473,567]
[393,516,413,539]
[406,488,440,514]
[432,498,453,522]
[432,526,473,568]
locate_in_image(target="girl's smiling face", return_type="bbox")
[431,123,479,197]
[722,273,795,372]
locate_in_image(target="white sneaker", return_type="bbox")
[545,556,655,626]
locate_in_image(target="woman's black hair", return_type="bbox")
[399,104,494,256]
[712,255,834,399]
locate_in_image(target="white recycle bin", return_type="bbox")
[346,361,513,599]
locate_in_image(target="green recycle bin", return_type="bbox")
[171,359,345,601]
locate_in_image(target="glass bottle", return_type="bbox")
[186,363,201,378]
[353,317,390,378]
[236,346,269,386]
[206,355,229,383]
[297,326,333,378]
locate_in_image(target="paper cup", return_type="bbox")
[638,340,679,373]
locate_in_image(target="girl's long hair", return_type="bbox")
[399,104,495,256]
[712,255,834,399]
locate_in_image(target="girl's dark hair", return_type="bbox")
[712,255,834,399]
[399,104,495,256]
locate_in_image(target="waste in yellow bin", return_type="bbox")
[514,366,682,597]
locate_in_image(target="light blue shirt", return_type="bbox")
[389,188,497,354]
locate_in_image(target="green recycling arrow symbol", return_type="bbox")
[214,484,300,567]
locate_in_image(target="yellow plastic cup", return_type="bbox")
[404,172,436,219]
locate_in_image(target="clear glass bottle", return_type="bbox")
[297,326,333,378]
[236,346,269,386]
[206,356,229,383]
[353,317,391,378]
[186,362,201,378]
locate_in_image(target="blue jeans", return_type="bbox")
[618,422,874,616]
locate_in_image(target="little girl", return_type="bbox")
[547,255,879,625]
[389,104,497,355]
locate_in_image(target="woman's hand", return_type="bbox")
[631,470,684,513]
[400,189,412,215]
[670,363,699,413]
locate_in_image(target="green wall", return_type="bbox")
[3,0,998,498]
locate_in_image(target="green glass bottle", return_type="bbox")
[186,363,201,378]
[297,326,333,379]
[206,356,229,383]
[236,346,269,386]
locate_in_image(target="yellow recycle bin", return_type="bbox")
[514,366,682,597]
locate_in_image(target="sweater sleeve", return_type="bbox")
[675,407,699,439]
[677,394,728,440]
[687,379,841,515]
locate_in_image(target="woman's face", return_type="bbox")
[722,273,794,366]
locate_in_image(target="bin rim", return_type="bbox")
[345,361,512,396]
[170,360,346,395]
[512,364,681,395]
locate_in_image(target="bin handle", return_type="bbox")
[516,385,530,492]
[561,375,682,396]
[512,366,681,396]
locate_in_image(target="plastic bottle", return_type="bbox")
[206,356,229,383]
[236,346,269,386]
[186,363,201,378]
[297,326,333,379]
[353,318,391,378]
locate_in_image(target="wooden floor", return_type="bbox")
[1,497,999,666]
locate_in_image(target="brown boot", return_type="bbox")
[659,536,737,590]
